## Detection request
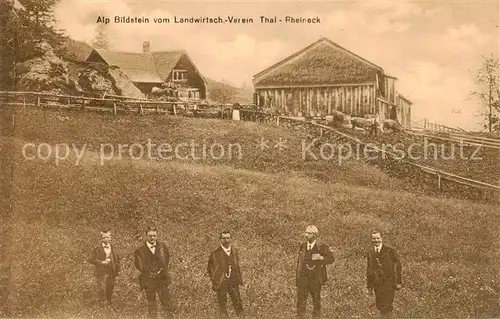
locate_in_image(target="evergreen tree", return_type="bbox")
[0,0,65,89]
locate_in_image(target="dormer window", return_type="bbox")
[172,70,188,81]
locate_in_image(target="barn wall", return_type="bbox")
[86,51,108,64]
[168,55,206,99]
[384,77,396,103]
[395,95,412,129]
[255,84,377,117]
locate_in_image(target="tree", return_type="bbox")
[471,54,500,132]
[17,0,64,50]
[208,81,238,104]
[0,0,64,89]
[91,23,111,49]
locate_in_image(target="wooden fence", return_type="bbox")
[411,117,466,133]
[274,117,500,201]
[2,90,499,201]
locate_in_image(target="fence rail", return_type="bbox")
[276,117,500,199]
[2,90,499,200]
[411,117,466,133]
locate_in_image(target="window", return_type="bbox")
[172,70,188,81]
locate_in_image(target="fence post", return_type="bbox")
[113,102,117,115]
[81,97,85,110]
[36,96,40,107]
[276,116,280,127]
[437,171,441,191]
[173,104,177,116]
[23,96,26,107]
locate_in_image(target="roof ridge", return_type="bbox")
[253,37,384,79]
[95,49,186,56]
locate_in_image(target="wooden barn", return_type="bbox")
[252,37,413,129]
[86,41,207,100]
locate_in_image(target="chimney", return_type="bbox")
[143,41,150,53]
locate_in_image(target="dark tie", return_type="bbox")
[104,245,110,249]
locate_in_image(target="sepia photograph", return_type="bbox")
[0,0,499,318]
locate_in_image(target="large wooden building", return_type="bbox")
[252,37,412,128]
[86,41,207,100]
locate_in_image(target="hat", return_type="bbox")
[305,225,318,234]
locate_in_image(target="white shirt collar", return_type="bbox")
[102,243,111,249]
[307,241,317,250]
[221,245,231,255]
[147,241,157,250]
[374,244,383,252]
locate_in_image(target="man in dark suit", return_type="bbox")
[207,230,244,318]
[88,230,121,305]
[134,226,173,319]
[296,225,335,318]
[366,231,402,319]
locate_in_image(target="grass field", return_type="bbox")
[1,107,499,318]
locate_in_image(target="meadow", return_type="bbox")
[0,106,499,318]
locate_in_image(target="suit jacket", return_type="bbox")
[207,246,243,290]
[134,241,171,289]
[296,241,334,286]
[88,244,121,276]
[366,245,402,289]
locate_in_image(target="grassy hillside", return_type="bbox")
[2,107,412,193]
[1,107,499,318]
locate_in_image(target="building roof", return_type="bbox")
[90,49,204,84]
[253,37,385,87]
[61,38,94,62]
[152,51,186,80]
[398,93,413,105]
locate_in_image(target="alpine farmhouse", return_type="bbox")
[86,41,207,100]
[252,37,413,129]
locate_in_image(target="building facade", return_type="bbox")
[86,41,206,100]
[252,37,412,128]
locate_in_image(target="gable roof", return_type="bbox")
[90,49,205,85]
[152,51,185,80]
[94,49,163,83]
[398,93,413,105]
[253,37,385,87]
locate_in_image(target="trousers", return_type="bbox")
[297,272,322,318]
[96,273,115,303]
[145,284,173,319]
[374,283,396,315]
[216,281,243,317]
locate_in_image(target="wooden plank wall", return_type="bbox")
[255,84,377,117]
[384,78,396,103]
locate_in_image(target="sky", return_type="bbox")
[54,0,499,130]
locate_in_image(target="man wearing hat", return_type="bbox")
[295,225,334,318]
